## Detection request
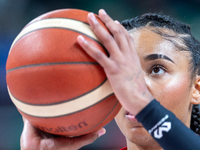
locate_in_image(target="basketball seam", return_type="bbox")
[12,26,106,52]
[6,62,100,73]
[7,79,115,118]
[10,18,95,49]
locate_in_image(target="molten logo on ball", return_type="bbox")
[36,121,88,133]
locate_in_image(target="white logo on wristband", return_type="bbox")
[154,122,171,139]
[148,114,171,139]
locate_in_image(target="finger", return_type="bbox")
[21,117,38,138]
[98,9,130,53]
[20,118,40,149]
[115,20,137,54]
[115,20,136,53]
[52,128,106,150]
[70,128,106,149]
[87,12,120,57]
[77,35,113,69]
[127,31,137,54]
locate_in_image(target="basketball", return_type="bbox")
[6,9,121,136]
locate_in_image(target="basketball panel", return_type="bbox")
[7,64,106,104]
[6,29,106,70]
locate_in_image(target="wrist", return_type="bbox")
[130,91,154,116]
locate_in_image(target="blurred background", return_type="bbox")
[1,0,200,149]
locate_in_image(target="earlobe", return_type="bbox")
[191,76,200,105]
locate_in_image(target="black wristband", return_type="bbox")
[135,99,200,150]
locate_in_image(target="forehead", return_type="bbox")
[130,28,190,61]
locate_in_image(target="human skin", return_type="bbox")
[115,28,198,150]
[78,10,200,150]
[78,10,153,116]
[20,9,200,150]
[20,117,106,150]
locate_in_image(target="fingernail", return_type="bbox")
[89,12,98,24]
[115,20,120,24]
[98,128,106,137]
[100,9,107,15]
[78,35,84,41]
[77,35,86,43]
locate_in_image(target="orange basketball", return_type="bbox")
[6,9,121,136]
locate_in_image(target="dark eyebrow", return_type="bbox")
[144,54,175,63]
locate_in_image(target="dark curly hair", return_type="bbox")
[121,13,200,135]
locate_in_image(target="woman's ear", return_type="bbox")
[191,75,200,105]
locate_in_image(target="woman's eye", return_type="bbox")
[150,65,166,75]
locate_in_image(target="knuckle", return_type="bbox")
[94,51,104,60]
[112,27,124,35]
[40,140,55,150]
[107,62,121,74]
[101,35,113,44]
[93,23,102,33]
[83,41,90,49]
[110,66,121,74]
[127,33,134,41]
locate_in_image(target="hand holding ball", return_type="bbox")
[6,9,121,136]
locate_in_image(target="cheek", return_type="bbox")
[149,74,192,121]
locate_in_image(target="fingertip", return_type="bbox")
[87,12,98,24]
[115,20,120,24]
[99,9,107,15]
[77,35,84,42]
[97,128,106,137]
[98,9,107,20]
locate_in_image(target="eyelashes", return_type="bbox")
[149,64,167,75]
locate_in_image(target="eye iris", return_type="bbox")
[154,67,160,73]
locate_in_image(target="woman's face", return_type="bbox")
[115,27,194,148]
